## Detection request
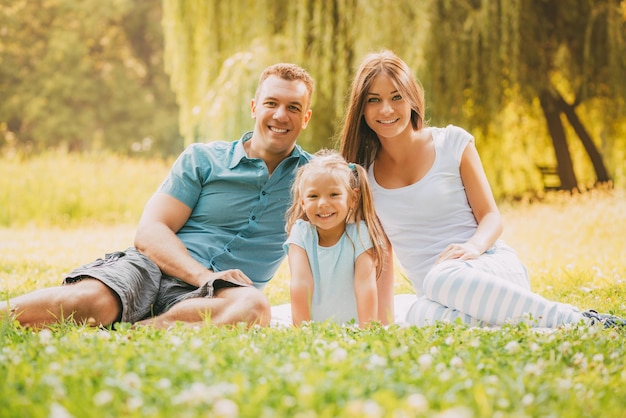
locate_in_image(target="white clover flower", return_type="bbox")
[39,329,53,344]
[127,396,143,411]
[560,341,572,355]
[368,354,387,368]
[592,353,604,363]
[445,336,454,345]
[572,352,587,367]
[530,342,541,352]
[496,398,510,409]
[173,382,210,406]
[557,378,573,390]
[429,346,439,355]
[282,396,297,408]
[406,393,429,413]
[362,399,383,417]
[439,370,452,382]
[450,356,463,368]
[49,403,73,418]
[504,340,520,354]
[330,347,348,363]
[485,375,499,385]
[298,384,314,397]
[299,351,310,360]
[212,398,239,418]
[93,390,114,406]
[123,372,142,389]
[156,378,171,390]
[522,393,534,406]
[391,346,408,358]
[279,362,295,374]
[523,362,543,376]
[169,335,183,347]
[96,329,111,340]
[190,337,203,349]
[418,354,434,370]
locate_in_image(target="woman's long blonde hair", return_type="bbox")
[285,149,387,278]
[339,50,426,168]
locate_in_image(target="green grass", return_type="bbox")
[1,154,626,417]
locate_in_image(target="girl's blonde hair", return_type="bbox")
[285,149,387,278]
[339,50,426,168]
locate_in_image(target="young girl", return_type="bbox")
[282,150,389,328]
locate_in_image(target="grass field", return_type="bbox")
[1,153,625,417]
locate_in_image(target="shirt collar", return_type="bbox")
[229,131,306,169]
[230,131,253,168]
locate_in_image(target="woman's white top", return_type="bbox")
[368,125,479,296]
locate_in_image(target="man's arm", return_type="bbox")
[134,192,252,288]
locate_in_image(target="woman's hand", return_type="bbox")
[436,242,482,263]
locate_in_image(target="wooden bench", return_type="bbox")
[536,165,561,191]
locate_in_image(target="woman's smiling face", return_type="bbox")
[363,74,413,141]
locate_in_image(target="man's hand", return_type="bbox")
[198,269,254,288]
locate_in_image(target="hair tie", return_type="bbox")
[348,162,359,185]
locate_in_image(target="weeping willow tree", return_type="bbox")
[161,0,424,151]
[423,0,626,191]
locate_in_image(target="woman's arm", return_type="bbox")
[287,244,315,326]
[437,141,503,263]
[354,249,378,328]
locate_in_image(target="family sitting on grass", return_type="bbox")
[5,51,625,330]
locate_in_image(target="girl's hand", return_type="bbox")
[436,242,481,263]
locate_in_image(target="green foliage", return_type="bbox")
[0,0,181,156]
[1,319,625,417]
[0,152,171,227]
[162,0,427,151]
[161,0,626,197]
[1,154,625,416]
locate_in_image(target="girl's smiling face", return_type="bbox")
[300,171,355,241]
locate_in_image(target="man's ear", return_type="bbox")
[301,109,312,129]
[250,99,257,118]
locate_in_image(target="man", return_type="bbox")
[6,63,314,329]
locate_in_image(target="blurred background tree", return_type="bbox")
[1,0,625,196]
[0,0,181,156]
[424,0,626,191]
[163,0,625,196]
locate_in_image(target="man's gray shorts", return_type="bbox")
[64,247,245,324]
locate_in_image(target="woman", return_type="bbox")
[339,50,624,328]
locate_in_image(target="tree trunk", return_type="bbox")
[555,92,612,185]
[538,90,579,191]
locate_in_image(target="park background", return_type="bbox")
[2,1,626,417]
[1,0,625,201]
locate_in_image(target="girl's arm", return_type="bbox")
[287,244,315,326]
[376,244,395,325]
[437,141,503,263]
[354,249,378,328]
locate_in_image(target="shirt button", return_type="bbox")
[261,191,266,195]
[251,216,256,220]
